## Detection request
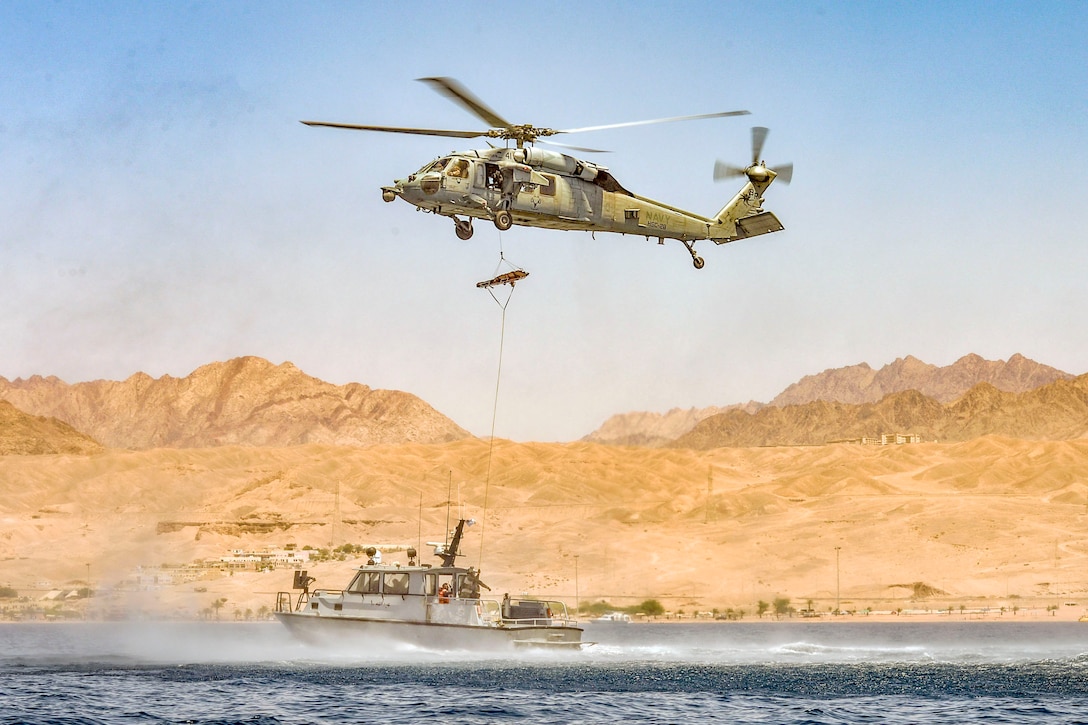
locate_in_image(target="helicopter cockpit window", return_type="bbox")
[422,157,450,174]
[445,158,469,179]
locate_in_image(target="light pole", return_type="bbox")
[835,546,842,615]
[574,555,580,617]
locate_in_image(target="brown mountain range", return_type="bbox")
[674,376,1088,449]
[586,354,1075,445]
[0,357,470,449]
[769,353,1072,406]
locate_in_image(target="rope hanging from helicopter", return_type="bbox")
[474,231,528,569]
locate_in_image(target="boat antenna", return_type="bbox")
[444,470,453,551]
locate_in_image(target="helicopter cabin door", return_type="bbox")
[476,162,507,211]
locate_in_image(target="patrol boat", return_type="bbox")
[274,519,583,650]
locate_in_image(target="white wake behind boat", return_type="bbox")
[275,519,584,651]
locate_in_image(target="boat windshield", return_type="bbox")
[346,571,381,594]
[383,572,409,595]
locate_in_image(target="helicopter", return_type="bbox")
[303,77,791,269]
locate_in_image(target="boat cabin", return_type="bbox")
[288,562,503,628]
[343,565,481,600]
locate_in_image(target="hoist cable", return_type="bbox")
[476,232,520,570]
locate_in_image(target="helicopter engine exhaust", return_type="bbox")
[514,147,601,181]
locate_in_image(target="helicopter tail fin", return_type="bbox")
[710,181,784,244]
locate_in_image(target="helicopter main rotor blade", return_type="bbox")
[301,120,486,139]
[417,76,511,130]
[540,139,611,154]
[751,126,769,164]
[558,110,750,136]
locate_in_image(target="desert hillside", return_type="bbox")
[2,437,1087,619]
[676,376,1088,448]
[0,357,470,449]
[0,400,102,455]
[583,402,763,447]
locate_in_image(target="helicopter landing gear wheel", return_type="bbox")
[680,239,705,270]
[454,219,474,240]
[493,210,512,231]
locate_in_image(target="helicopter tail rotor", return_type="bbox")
[770,162,793,185]
[750,126,768,165]
[713,160,747,181]
[714,127,793,186]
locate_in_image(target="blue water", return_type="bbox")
[2,621,1088,723]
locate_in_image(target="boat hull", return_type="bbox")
[275,611,584,651]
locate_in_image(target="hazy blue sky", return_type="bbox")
[2,1,1085,441]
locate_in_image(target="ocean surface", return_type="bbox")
[2,620,1088,724]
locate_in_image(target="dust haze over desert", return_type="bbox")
[3,355,1088,622]
[3,4,1088,623]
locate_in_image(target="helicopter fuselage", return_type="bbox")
[382,146,783,268]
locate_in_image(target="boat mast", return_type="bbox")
[439,518,469,567]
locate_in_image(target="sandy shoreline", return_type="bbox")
[3,612,1086,624]
[5,585,1086,624]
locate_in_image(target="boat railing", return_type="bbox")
[478,598,502,624]
[277,588,348,613]
[276,590,308,613]
[504,616,559,627]
[500,599,577,627]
